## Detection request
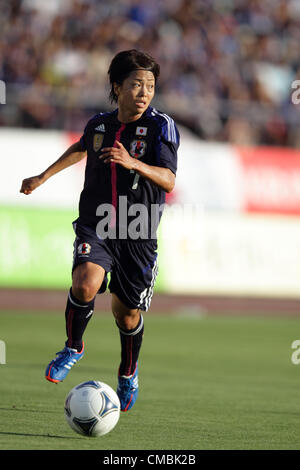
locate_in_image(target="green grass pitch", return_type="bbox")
[0,309,300,450]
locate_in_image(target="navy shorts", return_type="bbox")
[72,221,158,311]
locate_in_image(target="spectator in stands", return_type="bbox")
[0,0,299,146]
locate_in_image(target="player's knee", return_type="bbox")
[117,313,140,331]
[72,281,97,303]
[112,296,140,330]
[72,263,104,302]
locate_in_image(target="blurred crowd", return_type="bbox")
[1,0,300,146]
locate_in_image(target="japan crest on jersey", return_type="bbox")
[130,139,147,158]
[78,243,91,255]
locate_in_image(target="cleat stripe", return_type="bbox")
[45,342,84,384]
[45,365,61,383]
[123,394,133,412]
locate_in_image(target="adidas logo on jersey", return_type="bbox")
[95,124,105,132]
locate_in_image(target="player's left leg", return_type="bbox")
[108,239,158,410]
[112,293,144,411]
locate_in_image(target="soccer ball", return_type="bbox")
[64,380,120,437]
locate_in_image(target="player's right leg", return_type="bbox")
[45,262,105,383]
[112,294,143,411]
[65,261,105,351]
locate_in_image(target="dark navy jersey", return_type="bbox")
[77,106,180,241]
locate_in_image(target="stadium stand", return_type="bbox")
[0,0,300,146]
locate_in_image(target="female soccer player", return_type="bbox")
[20,49,180,411]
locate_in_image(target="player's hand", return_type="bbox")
[20,175,44,195]
[100,141,136,170]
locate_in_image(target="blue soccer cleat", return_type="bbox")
[45,343,85,383]
[117,362,139,411]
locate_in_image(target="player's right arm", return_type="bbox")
[20,141,86,195]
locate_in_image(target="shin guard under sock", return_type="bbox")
[117,314,144,377]
[65,288,95,351]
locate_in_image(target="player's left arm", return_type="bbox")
[100,140,176,193]
[132,158,175,193]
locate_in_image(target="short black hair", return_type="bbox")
[108,49,160,103]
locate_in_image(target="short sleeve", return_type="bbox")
[156,119,180,175]
[79,113,104,151]
[79,124,88,151]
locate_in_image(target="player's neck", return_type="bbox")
[117,108,144,124]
